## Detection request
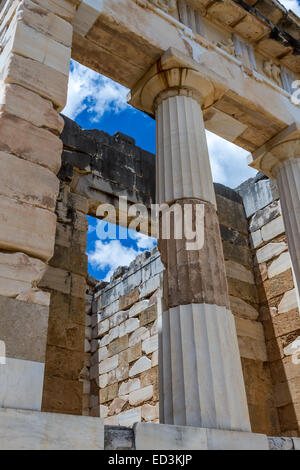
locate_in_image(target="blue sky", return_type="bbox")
[62,0,300,281]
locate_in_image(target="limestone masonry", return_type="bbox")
[0,0,299,450]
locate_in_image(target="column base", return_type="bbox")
[0,408,104,450]
[134,423,269,450]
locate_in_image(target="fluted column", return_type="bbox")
[130,50,251,431]
[250,125,300,295]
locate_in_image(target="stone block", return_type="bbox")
[139,305,157,327]
[119,318,139,337]
[0,295,48,362]
[0,357,44,411]
[129,385,153,406]
[0,83,63,132]
[17,288,50,307]
[71,274,86,299]
[268,252,291,278]
[43,345,84,381]
[268,437,294,450]
[18,0,73,47]
[216,194,248,233]
[119,378,140,396]
[249,200,281,232]
[0,252,46,298]
[127,343,142,363]
[119,287,139,310]
[119,407,142,427]
[257,269,294,302]
[256,242,287,264]
[140,366,159,388]
[129,356,151,377]
[142,403,159,422]
[229,296,259,321]
[134,423,269,450]
[108,397,127,416]
[100,354,118,375]
[99,383,118,404]
[222,241,252,267]
[151,350,158,367]
[35,0,76,22]
[93,319,109,338]
[0,408,104,450]
[227,277,258,303]
[0,194,57,261]
[109,310,129,328]
[108,335,129,357]
[139,274,161,299]
[129,327,150,347]
[261,216,285,242]
[8,20,71,75]
[104,426,135,450]
[250,229,263,248]
[2,53,68,110]
[129,300,149,318]
[236,177,274,218]
[0,113,62,173]
[142,335,158,355]
[42,376,83,415]
[225,260,254,284]
[39,266,71,294]
[115,364,129,382]
[278,289,298,314]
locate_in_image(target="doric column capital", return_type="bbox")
[129,48,215,115]
[249,123,300,178]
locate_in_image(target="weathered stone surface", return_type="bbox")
[159,200,230,309]
[216,194,248,234]
[229,296,259,321]
[119,378,140,396]
[108,397,127,416]
[104,426,134,450]
[129,357,151,377]
[39,266,71,294]
[99,383,118,404]
[129,327,150,347]
[118,407,142,427]
[100,355,118,375]
[0,83,64,132]
[257,269,294,302]
[129,300,149,318]
[139,305,157,327]
[236,176,274,218]
[142,403,159,422]
[256,242,287,264]
[0,357,44,411]
[249,200,281,232]
[2,53,69,110]
[0,195,57,261]
[119,287,139,310]
[261,216,285,242]
[108,336,129,357]
[268,437,294,450]
[278,289,298,314]
[0,252,46,298]
[129,385,153,406]
[225,260,254,284]
[0,408,104,450]
[0,295,48,362]
[0,113,62,173]
[268,252,292,278]
[16,288,50,307]
[142,335,158,355]
[18,0,73,47]
[119,318,139,337]
[42,375,83,414]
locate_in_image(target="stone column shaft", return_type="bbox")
[276,158,300,294]
[155,91,250,431]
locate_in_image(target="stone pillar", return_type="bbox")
[0,0,75,411]
[130,50,251,431]
[250,125,300,296]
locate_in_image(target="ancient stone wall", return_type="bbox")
[237,174,300,437]
[89,183,279,435]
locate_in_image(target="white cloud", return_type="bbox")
[63,60,129,121]
[206,131,257,188]
[280,0,300,15]
[89,239,141,281]
[130,231,156,250]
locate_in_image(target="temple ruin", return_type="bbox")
[0,0,299,450]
